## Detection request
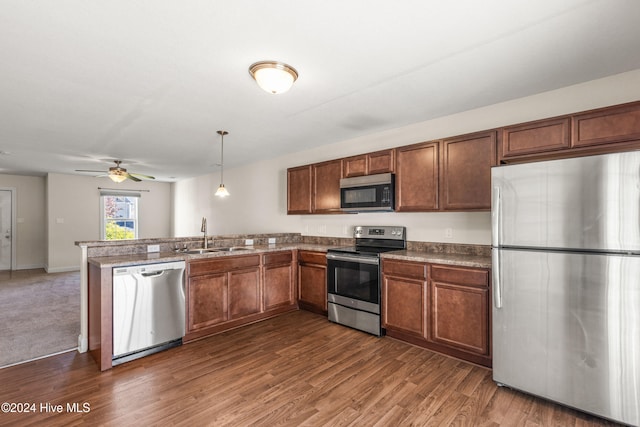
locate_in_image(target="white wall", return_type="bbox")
[0,174,46,269]
[181,69,640,244]
[47,173,172,272]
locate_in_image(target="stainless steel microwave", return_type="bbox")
[340,173,395,212]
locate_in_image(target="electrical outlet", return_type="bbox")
[445,228,453,239]
[245,239,254,246]
[268,237,276,244]
[147,244,160,253]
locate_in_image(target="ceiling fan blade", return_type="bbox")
[128,172,155,180]
[126,173,142,182]
[75,169,108,173]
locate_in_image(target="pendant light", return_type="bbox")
[249,61,298,94]
[215,130,230,197]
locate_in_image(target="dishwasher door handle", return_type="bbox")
[141,270,165,278]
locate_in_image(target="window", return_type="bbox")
[100,191,139,240]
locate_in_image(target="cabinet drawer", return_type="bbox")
[382,259,427,280]
[263,251,292,266]
[430,265,488,288]
[189,254,261,276]
[298,250,327,265]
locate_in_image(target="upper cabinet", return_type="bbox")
[395,141,440,212]
[500,118,570,161]
[343,149,395,178]
[287,165,312,214]
[313,159,343,213]
[572,102,640,148]
[500,101,640,163]
[287,160,342,215]
[288,100,640,215]
[441,131,497,211]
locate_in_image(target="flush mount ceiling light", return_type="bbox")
[249,61,298,94]
[215,130,230,197]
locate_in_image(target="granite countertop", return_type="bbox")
[87,243,492,270]
[381,250,492,269]
[87,243,340,268]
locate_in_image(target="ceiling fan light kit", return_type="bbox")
[108,170,128,183]
[249,61,298,94]
[76,160,155,183]
[215,130,230,198]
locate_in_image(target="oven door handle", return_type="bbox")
[326,253,379,265]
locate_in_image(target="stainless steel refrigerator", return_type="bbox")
[491,152,640,426]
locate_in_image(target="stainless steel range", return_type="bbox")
[326,225,406,336]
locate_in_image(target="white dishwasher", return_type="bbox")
[112,261,185,365]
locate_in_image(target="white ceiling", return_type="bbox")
[1,0,640,181]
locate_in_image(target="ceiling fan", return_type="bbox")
[76,160,155,183]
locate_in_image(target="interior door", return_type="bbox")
[0,190,11,270]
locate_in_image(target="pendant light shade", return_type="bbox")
[215,183,229,197]
[249,61,298,94]
[215,130,230,198]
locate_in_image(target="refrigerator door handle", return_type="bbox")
[492,185,501,246]
[492,248,502,309]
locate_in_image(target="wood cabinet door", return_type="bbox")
[228,267,261,320]
[263,263,295,311]
[313,159,343,213]
[572,101,640,148]
[382,275,427,338]
[441,131,496,210]
[287,165,313,214]
[429,265,490,356]
[343,155,368,177]
[395,141,439,211]
[188,273,228,331]
[500,117,570,160]
[298,263,327,312]
[367,149,395,174]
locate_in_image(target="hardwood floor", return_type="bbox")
[0,311,620,426]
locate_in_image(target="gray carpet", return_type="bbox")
[0,269,80,368]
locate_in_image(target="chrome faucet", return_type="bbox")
[201,217,208,249]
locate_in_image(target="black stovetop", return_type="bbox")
[328,226,407,257]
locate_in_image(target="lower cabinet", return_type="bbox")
[429,265,490,359]
[382,259,492,367]
[185,251,296,342]
[188,272,228,330]
[263,251,296,311]
[297,250,327,315]
[382,260,427,338]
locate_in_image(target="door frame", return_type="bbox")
[0,187,17,271]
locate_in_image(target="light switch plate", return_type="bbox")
[147,244,160,253]
[268,237,276,244]
[245,239,254,246]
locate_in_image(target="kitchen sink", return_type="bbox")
[184,246,252,254]
[184,248,221,254]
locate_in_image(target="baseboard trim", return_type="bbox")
[45,266,81,273]
[14,264,45,271]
